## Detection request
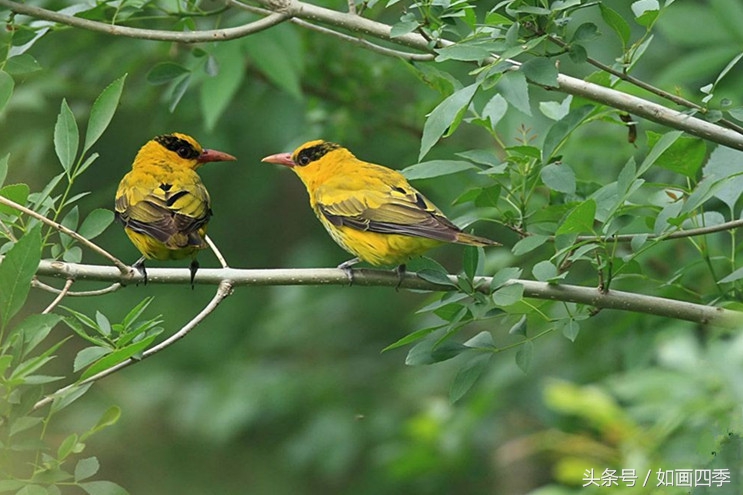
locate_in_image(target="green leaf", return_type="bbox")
[0,183,30,217]
[416,269,456,287]
[556,199,596,236]
[532,260,558,282]
[571,23,599,43]
[9,416,43,437]
[243,26,303,99]
[496,70,530,116]
[168,74,191,113]
[490,267,522,291]
[91,405,122,433]
[539,96,571,121]
[200,42,245,131]
[435,43,493,62]
[390,20,420,38]
[0,153,8,187]
[74,347,111,372]
[74,457,100,482]
[482,93,508,128]
[406,337,467,365]
[0,225,41,327]
[146,62,190,85]
[0,70,13,114]
[492,283,524,306]
[450,352,492,403]
[599,4,630,46]
[57,433,80,460]
[521,58,558,87]
[704,146,743,211]
[419,83,479,160]
[81,336,157,380]
[541,163,576,194]
[508,315,527,336]
[511,234,548,256]
[402,160,477,180]
[632,0,659,27]
[78,209,115,240]
[50,383,93,416]
[5,54,42,75]
[84,74,126,152]
[54,99,79,174]
[645,131,705,178]
[382,325,443,352]
[542,105,593,163]
[515,340,533,373]
[462,245,481,281]
[14,313,63,357]
[79,481,129,495]
[562,320,580,341]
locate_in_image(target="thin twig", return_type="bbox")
[41,278,73,314]
[206,235,229,269]
[545,34,743,135]
[32,279,234,411]
[0,0,291,42]
[32,278,122,297]
[0,195,130,275]
[32,260,743,328]
[574,218,743,243]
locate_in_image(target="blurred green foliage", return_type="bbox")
[1,0,743,493]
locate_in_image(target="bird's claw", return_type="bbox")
[132,258,148,285]
[337,257,360,286]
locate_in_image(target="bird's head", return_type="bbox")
[133,133,236,170]
[261,140,350,175]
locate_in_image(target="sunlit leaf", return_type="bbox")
[0,225,41,327]
[54,99,79,174]
[79,208,115,240]
[402,160,477,180]
[84,74,126,152]
[420,83,479,160]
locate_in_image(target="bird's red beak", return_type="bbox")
[198,149,237,163]
[261,152,295,168]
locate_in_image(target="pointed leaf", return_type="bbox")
[54,99,79,173]
[521,58,558,87]
[79,480,129,495]
[146,62,190,85]
[402,160,477,180]
[450,353,492,403]
[0,225,41,327]
[0,154,8,187]
[78,208,115,240]
[74,457,100,482]
[556,199,596,236]
[0,70,13,114]
[515,340,533,373]
[496,70,530,116]
[420,83,479,160]
[541,163,576,194]
[84,74,126,152]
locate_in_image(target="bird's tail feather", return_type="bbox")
[454,231,501,247]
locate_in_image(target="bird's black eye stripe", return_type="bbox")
[155,135,200,160]
[295,142,341,166]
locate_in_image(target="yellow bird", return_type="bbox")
[115,133,236,285]
[262,140,499,274]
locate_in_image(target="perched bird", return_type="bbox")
[115,133,236,285]
[262,140,499,275]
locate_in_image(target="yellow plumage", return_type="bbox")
[262,140,499,268]
[115,133,236,283]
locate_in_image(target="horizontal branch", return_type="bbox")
[34,260,743,328]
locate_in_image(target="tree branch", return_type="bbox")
[0,0,291,42]
[33,279,234,411]
[5,0,743,149]
[32,260,743,328]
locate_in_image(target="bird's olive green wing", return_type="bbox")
[315,182,463,243]
[115,176,211,248]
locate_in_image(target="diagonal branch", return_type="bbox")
[32,260,743,328]
[32,279,234,411]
